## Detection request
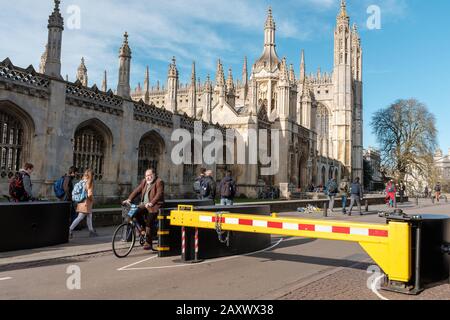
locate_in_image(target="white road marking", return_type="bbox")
[0,277,12,281]
[371,275,389,301]
[118,238,284,272]
[117,256,158,271]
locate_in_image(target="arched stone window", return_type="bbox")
[73,120,111,181]
[138,131,165,181]
[0,102,34,180]
[316,104,330,157]
[0,110,23,179]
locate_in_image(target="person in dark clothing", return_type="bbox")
[348,177,364,216]
[201,170,216,201]
[193,168,206,199]
[399,181,406,204]
[59,166,78,224]
[218,170,236,206]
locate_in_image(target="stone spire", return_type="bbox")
[242,56,248,86]
[279,57,289,82]
[102,70,107,92]
[189,62,197,118]
[76,57,88,86]
[215,60,226,105]
[39,45,48,74]
[338,0,349,21]
[166,56,178,113]
[289,64,296,83]
[203,74,213,123]
[44,0,64,78]
[226,68,236,108]
[300,50,306,83]
[144,65,150,103]
[254,7,280,73]
[117,32,132,98]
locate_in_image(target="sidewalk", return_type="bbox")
[0,226,116,270]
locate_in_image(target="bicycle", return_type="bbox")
[112,204,147,258]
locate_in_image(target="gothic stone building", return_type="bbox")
[0,0,363,202]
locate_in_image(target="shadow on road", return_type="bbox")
[248,251,372,271]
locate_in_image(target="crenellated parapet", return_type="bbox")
[133,100,173,128]
[0,58,50,98]
[66,82,123,116]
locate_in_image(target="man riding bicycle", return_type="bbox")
[122,168,164,252]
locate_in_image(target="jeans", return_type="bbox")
[349,195,362,213]
[341,195,348,212]
[328,195,335,211]
[220,198,233,206]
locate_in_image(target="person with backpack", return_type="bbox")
[218,170,236,206]
[348,177,364,216]
[435,182,442,203]
[386,180,396,208]
[123,168,165,252]
[54,166,78,223]
[9,163,34,202]
[339,177,350,214]
[325,178,338,212]
[69,169,97,239]
[201,170,216,201]
[193,168,206,199]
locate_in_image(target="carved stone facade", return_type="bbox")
[0,0,363,201]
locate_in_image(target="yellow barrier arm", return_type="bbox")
[170,208,411,283]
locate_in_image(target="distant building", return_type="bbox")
[363,148,384,191]
[435,149,450,192]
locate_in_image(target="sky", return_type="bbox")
[0,0,449,153]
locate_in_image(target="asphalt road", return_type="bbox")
[0,201,449,300]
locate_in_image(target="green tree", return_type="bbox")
[371,99,438,183]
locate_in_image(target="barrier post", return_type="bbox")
[416,197,419,206]
[365,200,369,212]
[323,202,328,217]
[190,227,204,264]
[181,226,186,262]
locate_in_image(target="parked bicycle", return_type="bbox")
[112,204,147,258]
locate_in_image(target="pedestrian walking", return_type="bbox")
[218,170,236,206]
[200,170,216,201]
[54,166,78,224]
[424,186,429,198]
[325,178,338,212]
[435,182,442,203]
[9,163,34,202]
[386,180,397,208]
[339,177,350,214]
[348,177,363,216]
[399,181,406,204]
[69,169,97,239]
[193,168,206,199]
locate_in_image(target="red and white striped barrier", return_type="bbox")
[199,215,388,238]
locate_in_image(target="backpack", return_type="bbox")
[193,177,202,193]
[54,176,66,199]
[72,180,87,204]
[9,172,30,202]
[328,181,338,194]
[221,180,235,198]
[200,177,211,198]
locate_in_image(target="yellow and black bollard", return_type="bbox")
[157,209,171,257]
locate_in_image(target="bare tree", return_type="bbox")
[371,99,438,183]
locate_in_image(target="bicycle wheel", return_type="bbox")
[112,223,136,258]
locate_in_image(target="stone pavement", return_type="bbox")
[0,226,115,270]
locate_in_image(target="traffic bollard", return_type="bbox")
[323,203,328,217]
[365,200,369,212]
[416,197,419,206]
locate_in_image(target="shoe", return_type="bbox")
[143,242,153,251]
[89,231,98,238]
[348,213,352,216]
[359,212,363,216]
